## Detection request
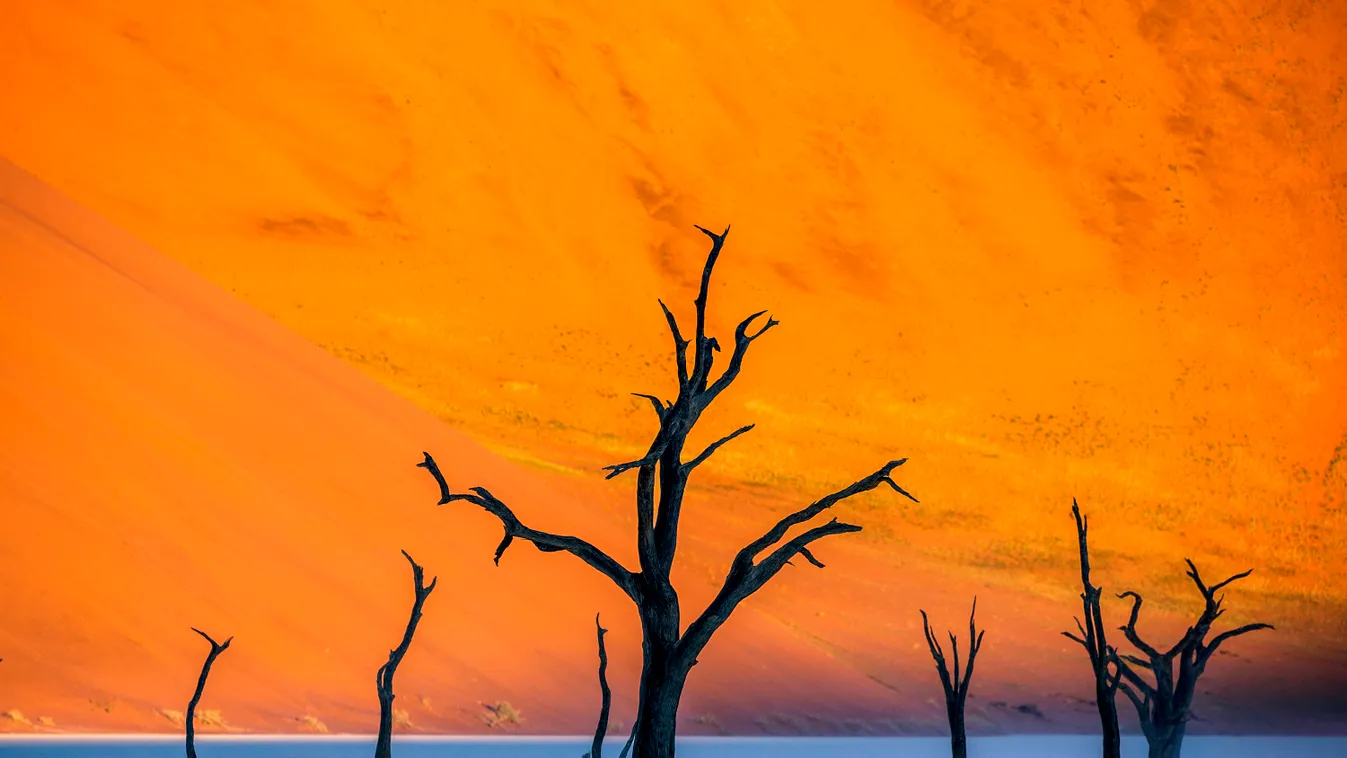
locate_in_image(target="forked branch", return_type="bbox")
[677,459,918,662]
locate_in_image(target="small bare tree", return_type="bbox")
[583,613,635,758]
[375,550,438,758]
[418,224,917,758]
[185,628,232,758]
[1061,499,1123,758]
[919,598,985,758]
[1112,560,1274,758]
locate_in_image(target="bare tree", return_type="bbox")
[583,613,635,758]
[1061,499,1123,758]
[185,628,232,758]
[375,550,438,758]
[1112,560,1274,758]
[586,613,613,758]
[417,224,917,758]
[919,598,985,758]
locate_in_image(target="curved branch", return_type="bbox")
[1202,622,1274,660]
[683,424,754,472]
[740,459,914,562]
[688,224,730,392]
[1112,654,1157,699]
[657,299,690,390]
[677,517,861,664]
[698,310,779,410]
[961,597,985,696]
[920,609,956,694]
[631,393,668,422]
[1116,590,1165,660]
[418,453,639,602]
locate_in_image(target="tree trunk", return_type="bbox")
[374,692,395,758]
[629,603,688,758]
[945,697,967,758]
[1095,681,1121,758]
[1147,721,1186,758]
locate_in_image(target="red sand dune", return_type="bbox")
[2,0,1347,737]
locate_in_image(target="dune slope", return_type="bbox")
[0,159,925,735]
[2,0,1346,735]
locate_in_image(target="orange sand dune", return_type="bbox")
[0,160,935,735]
[2,0,1347,736]
[2,172,1345,739]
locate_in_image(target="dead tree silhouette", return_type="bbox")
[417,224,917,758]
[375,550,438,758]
[1112,560,1274,758]
[185,628,231,758]
[1061,500,1123,758]
[919,599,985,758]
[584,613,636,758]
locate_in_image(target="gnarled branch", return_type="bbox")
[418,453,639,602]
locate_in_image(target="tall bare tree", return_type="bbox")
[919,599,985,758]
[1061,500,1123,758]
[375,550,438,758]
[185,628,231,758]
[1112,560,1274,758]
[418,224,917,758]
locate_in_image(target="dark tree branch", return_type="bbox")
[741,459,914,562]
[687,224,730,393]
[921,610,955,694]
[417,452,451,504]
[418,453,639,601]
[797,546,826,568]
[657,299,690,390]
[698,311,779,411]
[1205,622,1275,656]
[677,459,914,664]
[186,628,232,758]
[683,425,754,473]
[375,551,437,758]
[1116,590,1166,661]
[632,394,669,422]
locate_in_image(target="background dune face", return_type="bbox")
[1,0,1345,735]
